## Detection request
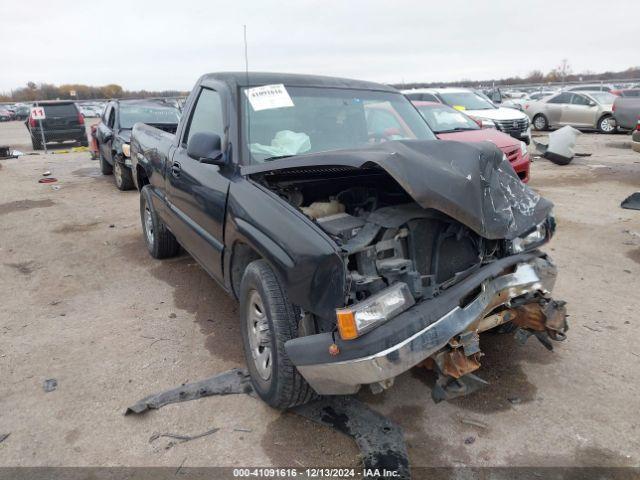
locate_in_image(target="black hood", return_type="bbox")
[242,140,552,240]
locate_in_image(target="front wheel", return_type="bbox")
[114,160,135,191]
[140,185,180,259]
[597,115,616,134]
[239,260,316,409]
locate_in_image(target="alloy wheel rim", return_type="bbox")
[601,118,614,133]
[246,289,272,381]
[143,206,154,245]
[534,117,546,129]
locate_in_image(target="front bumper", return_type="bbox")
[287,254,556,395]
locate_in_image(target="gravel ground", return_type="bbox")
[0,121,639,469]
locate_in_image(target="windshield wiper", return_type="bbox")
[262,154,295,162]
[436,127,478,133]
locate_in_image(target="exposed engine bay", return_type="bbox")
[256,163,568,402]
[262,166,506,305]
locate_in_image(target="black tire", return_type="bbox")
[114,159,135,191]
[31,136,42,151]
[79,139,89,147]
[99,151,113,175]
[140,185,180,259]
[532,114,549,131]
[239,260,317,409]
[597,115,616,134]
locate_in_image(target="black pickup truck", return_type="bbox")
[131,72,568,409]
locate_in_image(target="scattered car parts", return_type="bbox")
[124,368,252,415]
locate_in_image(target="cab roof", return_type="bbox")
[200,72,397,93]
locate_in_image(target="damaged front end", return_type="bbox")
[246,140,568,401]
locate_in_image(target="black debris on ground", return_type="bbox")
[293,396,410,480]
[621,192,640,210]
[124,368,253,415]
[43,379,57,392]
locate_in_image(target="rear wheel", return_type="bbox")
[114,159,135,191]
[239,260,316,409]
[533,114,549,131]
[597,115,616,134]
[140,185,180,259]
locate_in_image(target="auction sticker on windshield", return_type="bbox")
[245,84,294,111]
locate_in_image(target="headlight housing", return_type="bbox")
[474,117,496,129]
[122,143,131,157]
[520,141,528,157]
[336,283,415,340]
[509,221,548,254]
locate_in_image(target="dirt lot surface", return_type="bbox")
[1,121,639,469]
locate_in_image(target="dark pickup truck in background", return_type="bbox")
[96,99,180,190]
[130,72,568,409]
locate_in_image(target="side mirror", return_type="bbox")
[187,132,225,165]
[102,132,113,143]
[589,101,597,107]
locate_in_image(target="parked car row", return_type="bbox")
[0,103,30,121]
[113,72,568,409]
[402,87,532,144]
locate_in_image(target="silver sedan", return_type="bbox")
[524,91,617,133]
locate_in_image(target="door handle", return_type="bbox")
[171,162,182,177]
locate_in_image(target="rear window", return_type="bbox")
[119,104,180,129]
[43,104,77,117]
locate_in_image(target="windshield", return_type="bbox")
[588,92,616,104]
[415,104,479,133]
[242,86,436,163]
[119,104,180,129]
[438,92,496,111]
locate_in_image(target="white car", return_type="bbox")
[403,87,531,144]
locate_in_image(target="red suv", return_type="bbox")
[413,101,530,182]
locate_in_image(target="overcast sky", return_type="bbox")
[1,0,637,93]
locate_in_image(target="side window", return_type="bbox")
[421,93,438,102]
[404,92,421,101]
[548,92,573,104]
[107,107,116,128]
[183,88,224,146]
[571,94,590,106]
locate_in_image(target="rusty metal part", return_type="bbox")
[512,299,568,338]
[512,303,547,331]
[476,309,513,332]
[542,300,569,340]
[439,349,481,379]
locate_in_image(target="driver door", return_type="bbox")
[97,105,115,163]
[165,87,229,282]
